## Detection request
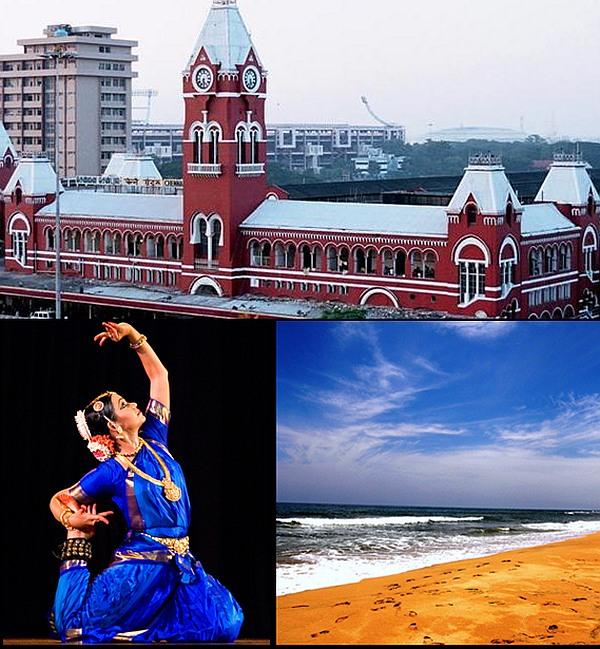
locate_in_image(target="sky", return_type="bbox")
[277,321,600,509]
[2,0,599,142]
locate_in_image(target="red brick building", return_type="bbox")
[1,0,599,319]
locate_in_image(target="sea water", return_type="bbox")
[276,502,600,595]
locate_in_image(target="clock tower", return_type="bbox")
[181,0,285,297]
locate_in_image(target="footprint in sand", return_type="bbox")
[501,560,511,563]
[542,601,559,607]
[457,568,466,572]
[374,598,396,605]
[335,616,348,623]
[292,604,309,609]
[452,577,461,581]
[393,602,402,608]
[408,622,418,630]
[473,573,483,577]
[573,597,587,601]
[406,578,415,582]
[334,601,351,606]
[311,630,330,638]
[408,610,418,617]
[518,596,527,600]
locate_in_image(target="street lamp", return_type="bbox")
[40,44,77,319]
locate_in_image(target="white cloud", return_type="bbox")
[437,321,518,339]
[494,393,600,450]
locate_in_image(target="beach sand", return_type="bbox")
[277,532,600,645]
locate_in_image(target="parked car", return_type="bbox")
[30,310,56,319]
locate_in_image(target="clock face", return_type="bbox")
[243,66,260,93]
[193,66,214,93]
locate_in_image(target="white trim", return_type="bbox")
[499,235,519,262]
[8,213,31,235]
[189,276,224,297]
[359,288,400,308]
[522,270,579,286]
[453,236,491,266]
[521,278,579,294]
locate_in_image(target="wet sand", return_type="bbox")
[277,532,600,645]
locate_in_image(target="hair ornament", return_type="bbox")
[93,400,104,413]
[75,410,91,442]
[74,410,116,462]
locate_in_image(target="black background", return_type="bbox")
[1,320,275,640]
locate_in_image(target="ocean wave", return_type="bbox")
[523,521,600,533]
[276,515,485,527]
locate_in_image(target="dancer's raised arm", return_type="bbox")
[94,321,169,409]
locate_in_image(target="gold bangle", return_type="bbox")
[129,334,147,350]
[60,508,74,529]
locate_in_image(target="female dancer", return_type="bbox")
[49,322,243,643]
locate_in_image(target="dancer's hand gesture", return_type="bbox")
[94,321,133,346]
[68,503,113,536]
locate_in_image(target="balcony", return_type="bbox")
[187,163,222,177]
[236,163,265,177]
[194,259,220,270]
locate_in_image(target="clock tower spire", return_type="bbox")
[181,0,283,297]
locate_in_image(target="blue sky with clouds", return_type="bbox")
[277,322,600,509]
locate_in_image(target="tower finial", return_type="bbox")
[213,0,237,5]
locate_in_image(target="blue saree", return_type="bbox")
[51,400,244,643]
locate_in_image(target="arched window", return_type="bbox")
[339,247,349,273]
[382,249,393,276]
[505,201,513,226]
[355,247,366,274]
[104,231,114,254]
[113,232,121,255]
[565,243,572,270]
[286,243,296,269]
[208,127,220,164]
[583,227,598,277]
[261,242,271,267]
[529,248,542,276]
[210,219,222,262]
[274,243,286,268]
[465,203,478,225]
[365,248,376,274]
[454,238,489,305]
[250,127,260,164]
[250,241,261,266]
[175,236,183,260]
[147,234,157,258]
[8,216,30,267]
[588,191,596,217]
[559,244,567,271]
[326,245,338,272]
[15,187,23,205]
[395,250,406,277]
[544,247,553,273]
[73,230,81,251]
[193,129,203,164]
[84,231,93,253]
[500,240,518,296]
[551,245,558,273]
[236,126,246,165]
[156,235,164,258]
[301,244,312,271]
[424,252,436,279]
[63,228,73,251]
[411,251,423,278]
[46,227,55,251]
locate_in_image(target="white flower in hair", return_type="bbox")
[75,410,92,442]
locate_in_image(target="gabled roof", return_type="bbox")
[241,199,448,237]
[102,153,162,180]
[535,158,600,206]
[448,159,522,215]
[4,157,63,196]
[187,0,260,72]
[521,203,579,236]
[38,191,182,223]
[0,120,17,159]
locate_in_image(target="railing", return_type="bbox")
[553,151,583,163]
[194,259,219,270]
[236,163,265,177]
[187,163,222,176]
[469,152,502,166]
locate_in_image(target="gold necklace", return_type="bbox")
[117,438,181,502]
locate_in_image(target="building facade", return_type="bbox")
[1,24,137,176]
[1,1,599,319]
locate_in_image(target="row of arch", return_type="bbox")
[249,241,440,278]
[189,121,263,166]
[44,227,184,260]
[529,243,573,276]
[528,305,576,320]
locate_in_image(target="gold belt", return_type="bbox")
[144,534,190,555]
